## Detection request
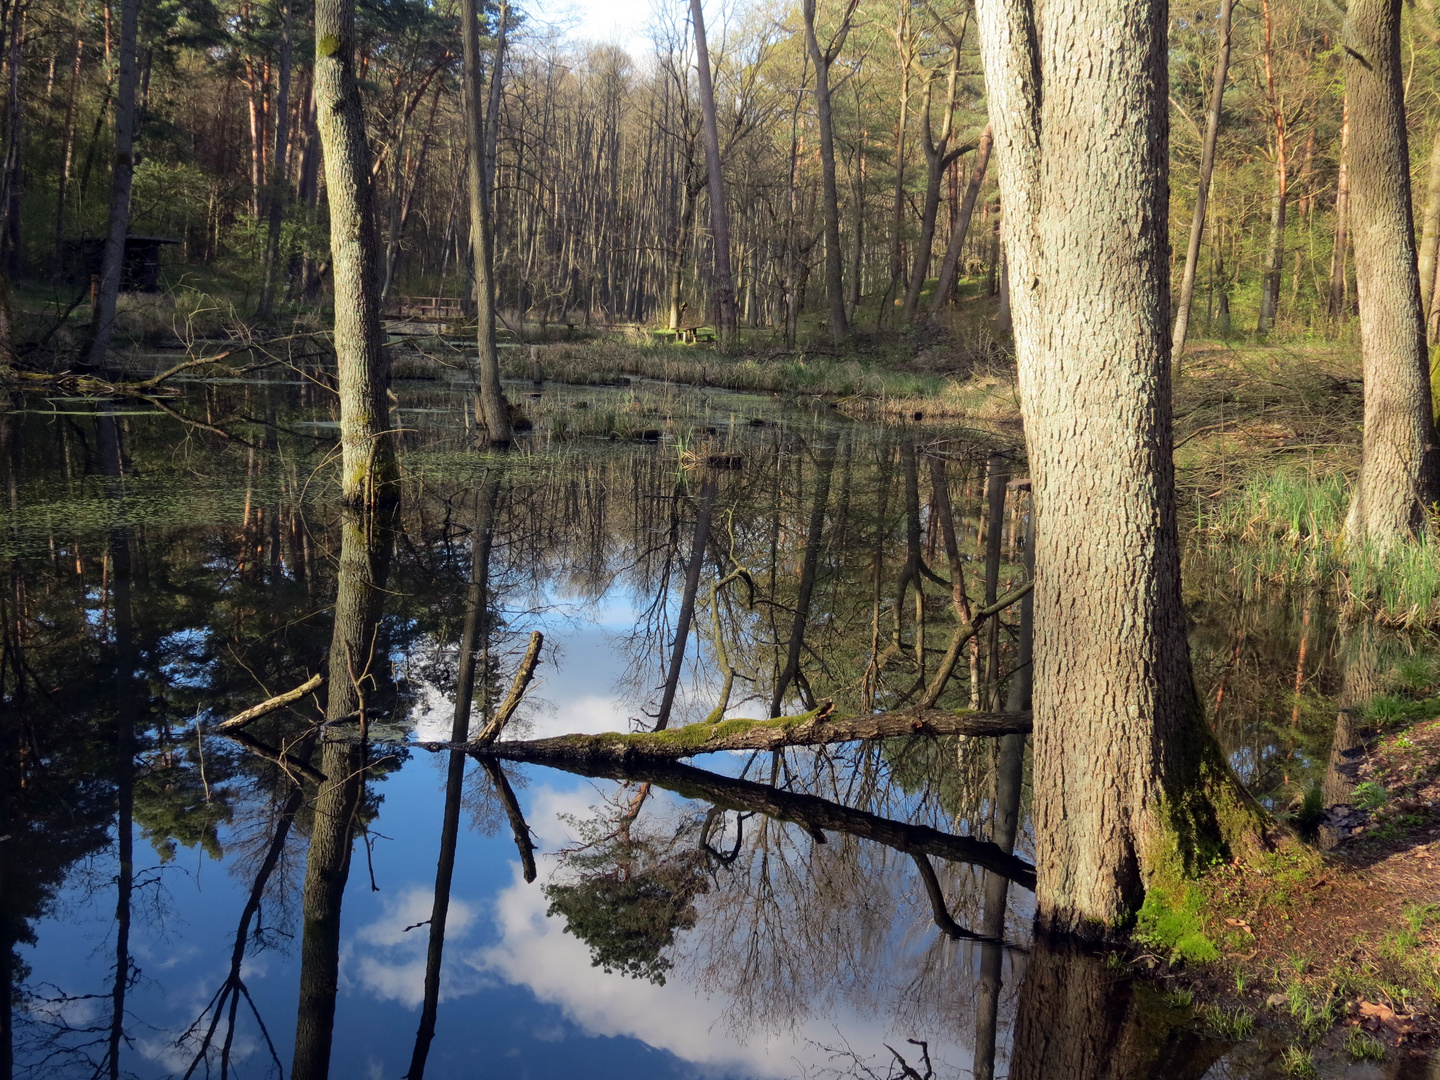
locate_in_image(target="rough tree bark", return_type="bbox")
[1172,0,1233,360]
[83,0,139,367]
[975,0,1270,934]
[690,0,738,350]
[463,0,510,442]
[314,0,399,503]
[1341,0,1440,551]
[803,0,860,344]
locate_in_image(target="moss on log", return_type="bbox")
[438,703,1031,762]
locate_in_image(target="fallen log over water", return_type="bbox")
[514,754,1037,890]
[431,703,1031,762]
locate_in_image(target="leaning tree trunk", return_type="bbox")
[1342,0,1440,551]
[976,0,1269,934]
[1172,0,1233,360]
[314,0,398,504]
[462,0,509,443]
[83,0,140,368]
[928,125,992,321]
[804,0,853,344]
[690,0,738,351]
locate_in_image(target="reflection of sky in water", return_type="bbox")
[22,757,984,1077]
[21,569,991,1077]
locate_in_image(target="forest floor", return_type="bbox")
[1162,707,1440,1074]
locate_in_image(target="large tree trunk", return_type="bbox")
[976,0,1269,933]
[690,0,738,350]
[928,125,992,321]
[1172,0,1233,360]
[803,0,858,344]
[83,0,140,368]
[314,0,398,503]
[258,0,294,318]
[1342,0,1440,551]
[462,0,510,443]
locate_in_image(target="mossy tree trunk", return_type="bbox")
[314,0,399,504]
[976,0,1270,936]
[1341,0,1440,552]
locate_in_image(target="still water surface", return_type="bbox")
[0,372,1431,1078]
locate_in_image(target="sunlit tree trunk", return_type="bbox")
[1256,0,1287,335]
[1172,0,1233,360]
[462,0,510,442]
[83,0,139,367]
[901,42,965,324]
[314,0,398,502]
[1341,0,1440,551]
[976,0,1267,932]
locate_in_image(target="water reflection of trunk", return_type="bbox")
[770,442,836,716]
[973,495,1033,1079]
[292,508,392,1080]
[408,475,503,1079]
[98,410,135,1080]
[1009,938,1224,1079]
[1318,634,1377,848]
[655,474,718,731]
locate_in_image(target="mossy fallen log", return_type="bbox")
[434,703,1031,762]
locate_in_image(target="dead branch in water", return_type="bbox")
[211,674,324,732]
[473,631,544,747]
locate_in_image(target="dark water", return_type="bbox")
[0,372,1431,1078]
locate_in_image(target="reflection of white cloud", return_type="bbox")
[345,887,490,1008]
[475,865,959,1078]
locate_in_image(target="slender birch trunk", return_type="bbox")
[1329,97,1351,320]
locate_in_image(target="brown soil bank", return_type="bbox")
[1175,711,1440,1074]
